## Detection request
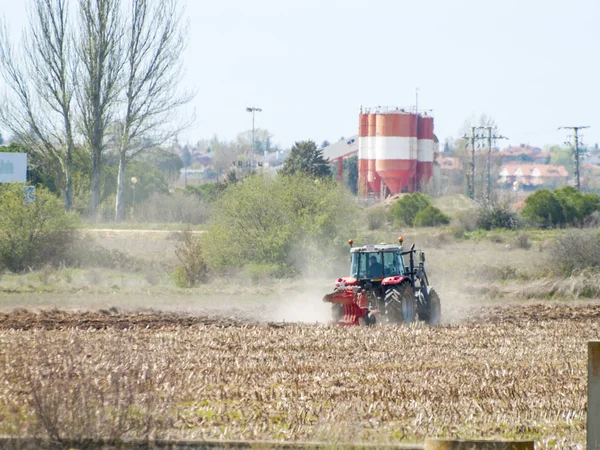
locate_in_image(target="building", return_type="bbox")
[498,163,569,189]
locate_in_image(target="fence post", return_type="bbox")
[589,341,600,450]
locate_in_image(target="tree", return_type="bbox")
[0,0,77,210]
[521,189,564,229]
[204,174,357,274]
[77,0,122,218]
[113,0,190,222]
[235,128,273,155]
[455,114,502,201]
[211,139,243,180]
[0,131,4,146]
[389,192,432,226]
[280,140,331,178]
[147,148,183,188]
[343,155,358,194]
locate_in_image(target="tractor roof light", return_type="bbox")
[348,239,354,246]
[398,237,404,244]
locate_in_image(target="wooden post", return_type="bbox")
[589,341,600,450]
[425,439,534,450]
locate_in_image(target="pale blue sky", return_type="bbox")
[2,0,599,149]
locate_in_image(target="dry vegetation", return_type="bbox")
[0,305,596,448]
[2,217,600,449]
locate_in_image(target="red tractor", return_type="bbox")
[323,238,441,326]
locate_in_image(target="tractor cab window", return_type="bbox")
[350,252,366,278]
[351,252,384,279]
[383,252,404,277]
[366,253,383,278]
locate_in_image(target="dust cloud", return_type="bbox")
[268,282,333,324]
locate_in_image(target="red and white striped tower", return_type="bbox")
[357,112,369,197]
[367,113,379,195]
[375,112,418,196]
[416,114,435,190]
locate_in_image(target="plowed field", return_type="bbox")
[0,303,596,449]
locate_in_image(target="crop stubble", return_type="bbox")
[0,304,597,448]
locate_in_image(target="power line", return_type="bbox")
[462,127,484,199]
[477,126,508,201]
[558,126,590,190]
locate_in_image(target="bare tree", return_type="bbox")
[113,0,190,222]
[77,0,122,217]
[0,0,77,210]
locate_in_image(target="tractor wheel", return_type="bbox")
[385,283,416,324]
[332,304,344,322]
[358,312,377,327]
[422,289,441,325]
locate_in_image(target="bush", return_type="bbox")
[511,233,532,250]
[551,229,600,276]
[521,189,564,228]
[132,192,209,224]
[172,230,208,287]
[476,201,521,230]
[413,205,450,227]
[521,187,600,229]
[389,193,432,226]
[185,182,227,203]
[366,206,389,230]
[203,173,357,275]
[0,184,79,272]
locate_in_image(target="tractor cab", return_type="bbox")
[350,245,406,282]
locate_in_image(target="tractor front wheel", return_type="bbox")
[385,283,416,324]
[423,289,441,325]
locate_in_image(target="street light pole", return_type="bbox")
[246,107,262,168]
[131,177,138,217]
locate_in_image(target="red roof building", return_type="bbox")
[498,163,569,188]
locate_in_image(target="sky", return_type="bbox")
[2,0,599,150]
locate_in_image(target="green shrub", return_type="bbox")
[551,229,600,276]
[521,188,600,229]
[554,186,600,224]
[172,230,208,287]
[203,173,357,275]
[0,184,79,272]
[521,189,564,228]
[366,206,389,230]
[389,193,432,226]
[185,182,227,203]
[476,201,521,230]
[413,205,450,227]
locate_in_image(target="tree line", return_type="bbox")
[0,0,189,221]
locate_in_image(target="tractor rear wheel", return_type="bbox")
[421,289,441,325]
[385,283,416,324]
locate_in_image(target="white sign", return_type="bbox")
[0,152,27,183]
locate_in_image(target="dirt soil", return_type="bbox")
[0,308,244,330]
[2,302,600,331]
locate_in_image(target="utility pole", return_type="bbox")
[415,87,419,114]
[246,107,262,169]
[462,127,483,199]
[478,126,508,201]
[559,126,590,190]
